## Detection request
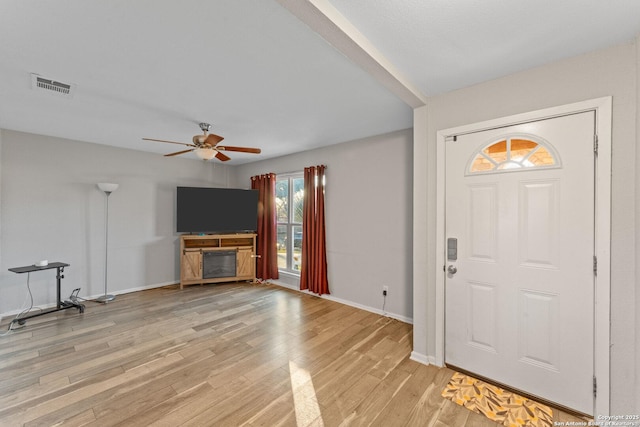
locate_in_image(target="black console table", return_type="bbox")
[8,262,85,326]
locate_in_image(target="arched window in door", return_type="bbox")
[468,135,561,174]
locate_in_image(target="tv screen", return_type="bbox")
[177,187,258,233]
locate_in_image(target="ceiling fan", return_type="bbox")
[143,122,261,162]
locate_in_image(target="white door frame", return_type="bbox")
[434,97,611,415]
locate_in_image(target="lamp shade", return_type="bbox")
[97,183,119,194]
[195,148,216,160]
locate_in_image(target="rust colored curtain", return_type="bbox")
[251,173,279,280]
[300,165,329,295]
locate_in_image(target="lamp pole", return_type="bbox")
[96,183,118,303]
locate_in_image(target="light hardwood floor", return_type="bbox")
[0,283,586,426]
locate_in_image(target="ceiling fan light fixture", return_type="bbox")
[195,147,216,160]
[144,122,258,162]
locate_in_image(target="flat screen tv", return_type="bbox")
[177,186,258,233]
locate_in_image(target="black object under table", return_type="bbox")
[8,262,85,326]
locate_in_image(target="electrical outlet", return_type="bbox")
[382,286,388,296]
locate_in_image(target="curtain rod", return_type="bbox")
[272,166,327,177]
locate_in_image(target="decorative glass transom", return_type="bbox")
[469,136,559,174]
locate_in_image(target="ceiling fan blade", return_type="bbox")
[217,145,261,154]
[215,151,231,162]
[165,149,195,157]
[204,133,224,145]
[143,137,195,147]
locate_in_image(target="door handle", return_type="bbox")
[447,265,457,275]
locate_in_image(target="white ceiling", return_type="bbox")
[1,0,639,164]
[328,0,640,96]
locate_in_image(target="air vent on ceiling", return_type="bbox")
[31,74,76,98]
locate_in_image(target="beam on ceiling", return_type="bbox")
[277,0,428,108]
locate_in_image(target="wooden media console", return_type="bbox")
[179,233,257,289]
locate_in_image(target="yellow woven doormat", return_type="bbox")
[442,372,553,427]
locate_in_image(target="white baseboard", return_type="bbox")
[2,278,412,329]
[268,280,413,324]
[74,281,178,303]
[0,281,178,321]
[106,281,178,296]
[410,351,437,366]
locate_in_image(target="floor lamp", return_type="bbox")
[96,183,118,303]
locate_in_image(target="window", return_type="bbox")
[276,173,304,274]
[468,136,559,174]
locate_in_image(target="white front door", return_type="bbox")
[445,111,595,414]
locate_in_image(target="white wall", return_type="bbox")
[411,105,429,365]
[0,130,3,272]
[635,35,640,414]
[413,41,639,412]
[0,129,3,272]
[0,130,232,316]
[233,129,414,321]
